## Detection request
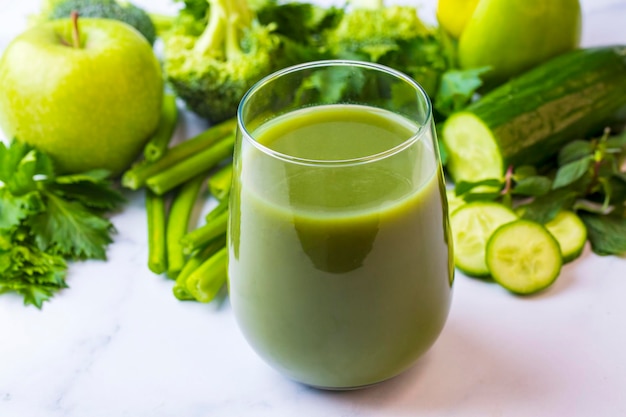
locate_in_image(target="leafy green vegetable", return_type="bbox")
[0,141,124,308]
[257,1,343,45]
[434,67,490,117]
[552,156,594,189]
[579,213,626,256]
[323,3,444,98]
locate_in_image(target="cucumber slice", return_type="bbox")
[446,188,466,215]
[544,210,587,263]
[442,112,504,183]
[450,201,517,276]
[486,220,562,295]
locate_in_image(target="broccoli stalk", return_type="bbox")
[193,0,252,58]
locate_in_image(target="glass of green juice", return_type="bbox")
[228,60,454,390]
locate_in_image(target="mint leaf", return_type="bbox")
[605,130,626,149]
[552,156,594,189]
[513,176,552,196]
[579,213,626,256]
[519,189,578,223]
[27,192,114,260]
[558,140,594,166]
[513,165,538,179]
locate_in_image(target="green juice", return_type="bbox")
[229,104,454,389]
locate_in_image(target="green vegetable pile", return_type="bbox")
[4,0,625,307]
[111,0,488,303]
[0,141,124,308]
[161,0,482,123]
[130,0,626,300]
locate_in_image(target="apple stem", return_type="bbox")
[71,11,81,48]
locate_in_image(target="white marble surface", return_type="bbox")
[1,0,626,416]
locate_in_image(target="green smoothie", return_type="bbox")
[229,104,453,389]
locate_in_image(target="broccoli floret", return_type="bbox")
[257,2,343,46]
[47,0,156,45]
[163,0,308,123]
[324,1,449,97]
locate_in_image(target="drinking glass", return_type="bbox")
[228,60,454,389]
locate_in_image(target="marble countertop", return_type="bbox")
[2,0,626,416]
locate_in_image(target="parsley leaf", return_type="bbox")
[434,67,490,117]
[0,228,68,308]
[27,192,115,260]
[51,170,126,211]
[0,140,124,308]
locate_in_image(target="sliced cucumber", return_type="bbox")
[544,210,587,263]
[446,188,466,215]
[450,201,517,276]
[442,112,504,183]
[486,220,562,295]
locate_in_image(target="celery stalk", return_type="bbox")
[186,247,229,303]
[144,93,179,162]
[146,189,168,274]
[166,175,206,278]
[122,118,236,190]
[146,134,235,195]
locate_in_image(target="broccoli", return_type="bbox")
[45,0,157,45]
[163,0,320,124]
[324,0,449,97]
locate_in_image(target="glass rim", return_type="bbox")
[237,60,433,167]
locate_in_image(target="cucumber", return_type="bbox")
[486,220,562,295]
[446,188,466,215]
[443,46,626,184]
[544,210,587,263]
[449,201,517,276]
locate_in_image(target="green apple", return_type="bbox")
[0,17,163,176]
[458,0,581,86]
